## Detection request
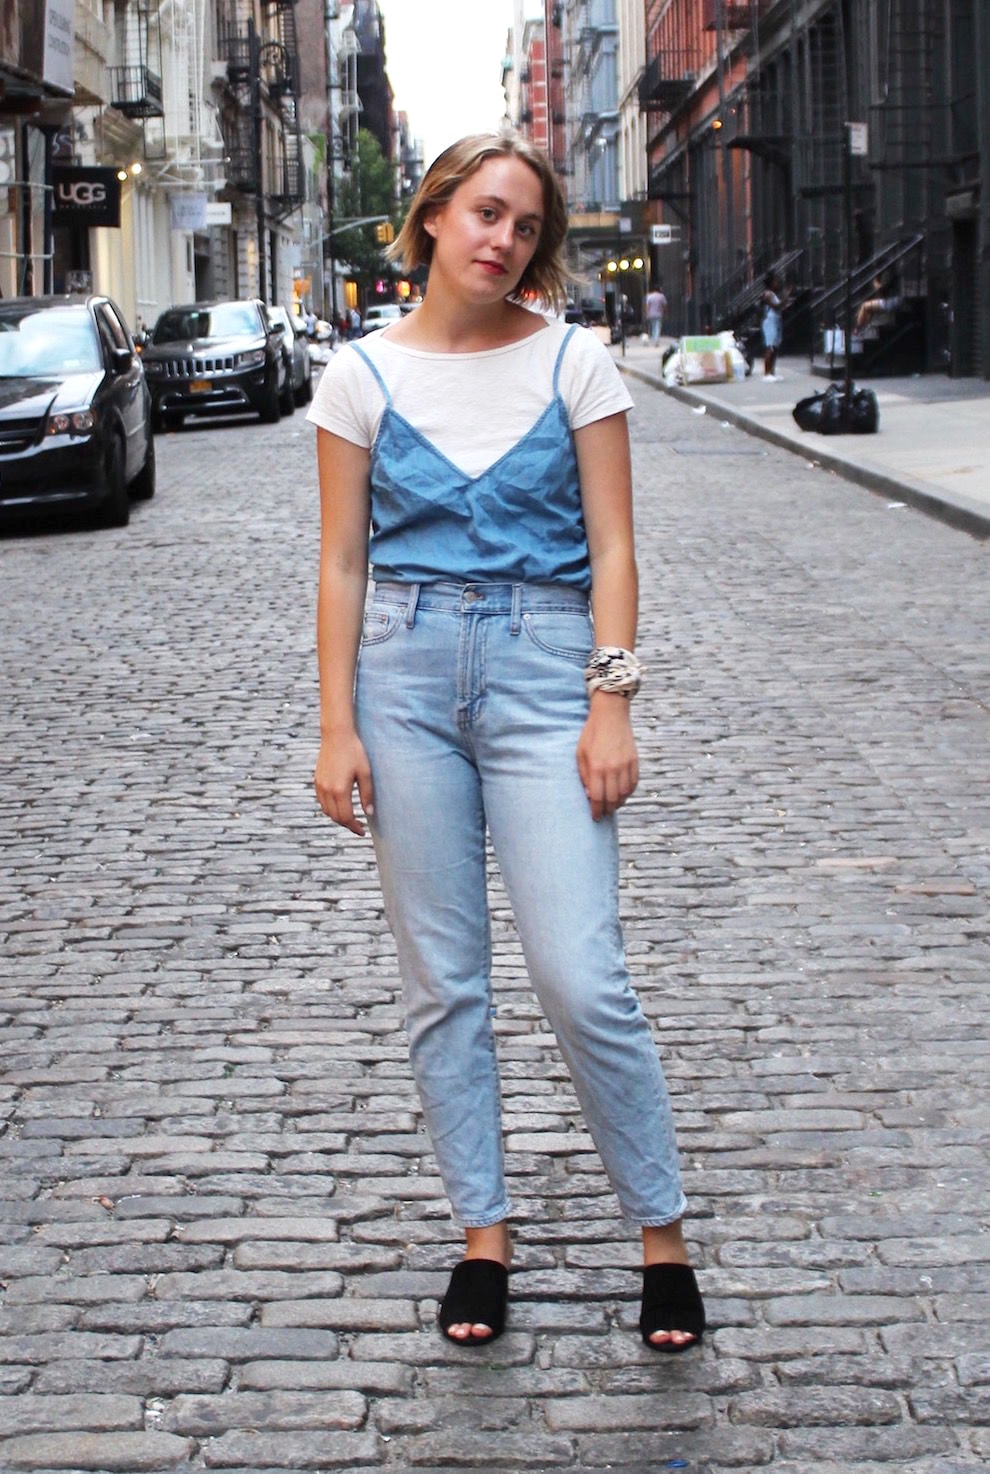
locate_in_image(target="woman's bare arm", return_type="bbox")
[573,411,639,821]
[313,427,374,835]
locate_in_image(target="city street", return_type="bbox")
[1,376,988,1473]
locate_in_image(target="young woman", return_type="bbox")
[309,130,704,1353]
[761,271,784,379]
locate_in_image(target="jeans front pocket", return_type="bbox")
[361,605,403,647]
[521,610,594,665]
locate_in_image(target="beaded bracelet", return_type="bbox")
[584,645,643,699]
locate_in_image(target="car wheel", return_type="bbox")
[279,374,296,416]
[131,434,156,501]
[101,434,130,527]
[259,374,281,424]
[295,367,313,406]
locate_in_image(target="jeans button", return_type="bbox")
[463,590,481,603]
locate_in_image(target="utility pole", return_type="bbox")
[844,121,868,403]
[324,0,341,324]
[714,0,735,281]
[249,17,267,302]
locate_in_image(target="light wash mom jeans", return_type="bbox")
[355,580,688,1230]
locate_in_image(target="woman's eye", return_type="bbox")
[480,207,497,221]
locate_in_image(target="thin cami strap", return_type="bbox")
[553,324,579,396]
[350,342,393,406]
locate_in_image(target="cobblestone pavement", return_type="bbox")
[1,377,988,1474]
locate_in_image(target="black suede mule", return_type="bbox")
[437,1258,509,1346]
[639,1262,706,1352]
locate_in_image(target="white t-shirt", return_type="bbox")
[306,319,633,479]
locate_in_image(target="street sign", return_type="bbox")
[650,223,676,244]
[846,122,868,156]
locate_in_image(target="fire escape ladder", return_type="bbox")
[637,44,699,119]
[268,0,305,215]
[796,3,848,203]
[869,0,944,171]
[110,1,165,120]
[220,22,256,192]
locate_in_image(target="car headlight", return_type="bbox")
[143,360,163,376]
[237,348,267,368]
[47,410,96,437]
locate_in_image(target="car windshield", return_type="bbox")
[0,306,102,377]
[151,303,261,343]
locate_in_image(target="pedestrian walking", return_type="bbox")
[645,284,667,345]
[309,128,704,1353]
[761,270,786,379]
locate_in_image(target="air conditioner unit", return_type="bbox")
[682,70,697,82]
[209,60,228,83]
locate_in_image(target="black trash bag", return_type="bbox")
[847,385,879,433]
[792,383,839,432]
[792,382,880,435]
[818,385,848,434]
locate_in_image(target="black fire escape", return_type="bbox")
[109,0,165,163]
[220,0,304,299]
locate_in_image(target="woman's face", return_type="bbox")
[424,155,545,302]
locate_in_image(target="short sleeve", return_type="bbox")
[305,344,384,447]
[557,327,634,430]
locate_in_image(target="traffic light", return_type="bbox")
[375,221,395,245]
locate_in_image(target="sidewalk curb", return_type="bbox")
[618,361,990,541]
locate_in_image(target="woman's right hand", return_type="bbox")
[314,731,375,836]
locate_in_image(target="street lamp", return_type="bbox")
[605,254,645,356]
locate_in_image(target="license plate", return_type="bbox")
[189,379,212,393]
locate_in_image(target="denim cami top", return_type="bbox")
[351,324,590,589]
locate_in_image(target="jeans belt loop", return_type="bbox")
[405,583,421,628]
[510,583,522,636]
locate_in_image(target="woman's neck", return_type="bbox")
[389,294,544,354]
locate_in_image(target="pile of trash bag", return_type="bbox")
[662,331,750,387]
[793,382,879,435]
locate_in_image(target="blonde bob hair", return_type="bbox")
[388,129,570,312]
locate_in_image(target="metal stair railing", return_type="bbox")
[716,246,804,330]
[809,232,925,327]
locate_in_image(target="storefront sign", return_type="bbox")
[42,0,74,94]
[3,0,75,96]
[52,165,121,228]
[170,192,208,230]
[204,201,232,225]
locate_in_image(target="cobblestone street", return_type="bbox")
[1,377,988,1473]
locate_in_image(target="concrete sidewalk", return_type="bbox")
[613,340,990,540]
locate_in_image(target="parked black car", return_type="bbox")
[0,294,154,527]
[267,305,313,410]
[141,299,287,431]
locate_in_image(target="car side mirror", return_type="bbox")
[269,321,285,336]
[110,346,133,373]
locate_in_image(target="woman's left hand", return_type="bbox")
[576,693,640,821]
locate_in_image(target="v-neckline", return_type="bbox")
[375,396,567,487]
